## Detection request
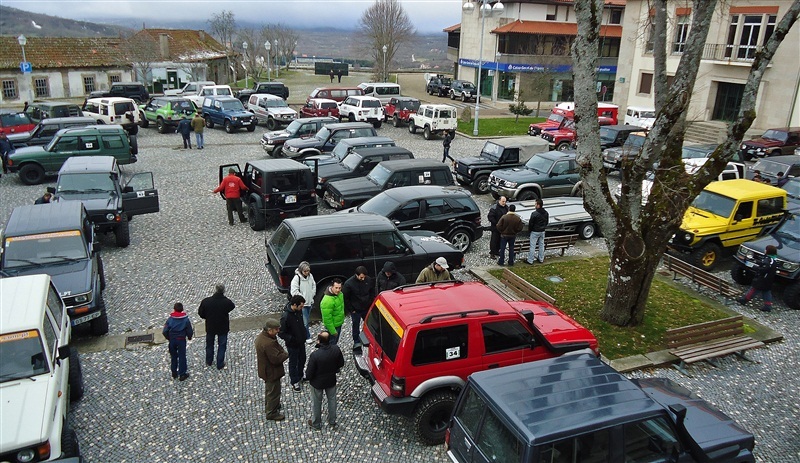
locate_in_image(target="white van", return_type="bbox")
[357,82,401,104]
[624,106,656,129]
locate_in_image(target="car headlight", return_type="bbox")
[232,117,238,121]
[286,145,298,152]
[740,144,747,150]
[682,232,693,243]
[505,181,517,188]
[106,213,116,221]
[755,147,764,152]
[74,294,89,303]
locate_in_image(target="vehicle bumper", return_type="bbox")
[489,185,519,198]
[455,173,474,184]
[265,259,289,293]
[323,191,342,209]
[353,349,418,417]
[261,139,280,153]
[602,160,620,170]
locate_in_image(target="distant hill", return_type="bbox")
[0,6,132,38]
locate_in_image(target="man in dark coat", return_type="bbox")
[487,196,508,259]
[526,199,549,264]
[496,204,524,266]
[162,302,194,381]
[255,319,288,421]
[279,295,307,391]
[198,283,235,369]
[738,245,780,312]
[343,266,375,349]
[305,331,345,430]
[377,261,406,292]
[177,117,192,149]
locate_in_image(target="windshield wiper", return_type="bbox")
[41,254,84,263]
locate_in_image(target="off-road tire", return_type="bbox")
[19,163,45,185]
[408,123,417,134]
[461,94,467,102]
[393,114,401,127]
[138,113,149,128]
[423,126,432,140]
[90,295,109,336]
[556,141,572,151]
[98,255,106,290]
[266,118,277,130]
[518,190,540,201]
[783,283,800,310]
[127,123,139,135]
[450,92,456,100]
[447,228,472,252]
[129,134,138,155]
[413,391,458,445]
[205,117,214,129]
[730,263,754,285]
[578,222,597,239]
[373,120,382,129]
[248,203,266,231]
[247,124,257,132]
[472,175,490,195]
[61,425,80,458]
[157,118,167,134]
[224,120,234,133]
[68,348,84,401]
[115,215,131,247]
[690,242,722,271]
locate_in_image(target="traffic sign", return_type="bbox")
[20,62,32,73]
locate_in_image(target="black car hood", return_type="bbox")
[632,378,755,460]
[742,231,800,256]
[54,195,120,213]
[327,176,379,197]
[405,232,462,259]
[5,260,93,297]
[318,163,352,181]
[284,136,323,151]
[457,155,497,168]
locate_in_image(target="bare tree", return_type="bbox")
[121,33,159,84]
[208,10,236,82]
[571,0,800,326]
[358,0,415,81]
[262,24,300,73]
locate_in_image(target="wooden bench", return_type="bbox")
[661,253,740,303]
[498,268,556,305]
[514,234,579,258]
[665,315,764,376]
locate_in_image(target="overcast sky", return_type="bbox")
[2,0,464,33]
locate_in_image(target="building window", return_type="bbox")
[109,74,122,84]
[546,5,558,21]
[725,14,777,60]
[609,9,623,25]
[83,76,96,94]
[644,23,654,54]
[638,72,653,95]
[672,15,690,54]
[2,80,18,99]
[600,37,621,57]
[34,77,49,97]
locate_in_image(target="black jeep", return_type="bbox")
[315,146,414,194]
[454,136,549,194]
[236,81,290,102]
[281,122,377,159]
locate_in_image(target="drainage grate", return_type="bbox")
[125,334,154,347]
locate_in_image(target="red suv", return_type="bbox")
[0,110,36,136]
[383,96,420,127]
[353,280,598,445]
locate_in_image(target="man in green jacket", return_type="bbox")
[319,279,345,345]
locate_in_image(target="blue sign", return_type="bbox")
[20,61,32,74]
[458,58,616,75]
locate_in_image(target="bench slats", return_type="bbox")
[514,234,578,257]
[671,337,764,364]
[662,254,740,299]
[498,268,556,305]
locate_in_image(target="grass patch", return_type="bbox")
[457,117,545,137]
[489,256,731,359]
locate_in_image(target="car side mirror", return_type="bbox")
[57,345,71,360]
[123,186,133,193]
[550,172,558,177]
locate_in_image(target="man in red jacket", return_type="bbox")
[212,168,248,225]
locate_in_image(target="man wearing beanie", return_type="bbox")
[377,261,406,292]
[255,319,289,421]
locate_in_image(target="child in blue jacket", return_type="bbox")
[163,302,194,380]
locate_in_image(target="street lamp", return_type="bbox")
[382,45,388,82]
[242,42,249,88]
[274,40,279,79]
[264,41,271,82]
[463,0,504,136]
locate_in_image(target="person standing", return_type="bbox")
[343,266,375,350]
[329,68,335,83]
[177,117,192,149]
[0,133,13,175]
[162,302,194,381]
[776,172,789,187]
[319,279,345,345]
[198,283,235,370]
[526,199,549,264]
[290,261,317,345]
[377,261,406,292]
[496,204,523,266]
[305,331,344,430]
[737,245,780,312]
[279,295,307,392]
[212,168,248,225]
[191,113,205,150]
[416,257,451,283]
[336,69,343,83]
[487,196,509,259]
[441,130,454,164]
[255,319,289,421]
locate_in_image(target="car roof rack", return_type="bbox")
[420,309,499,324]
[391,280,464,292]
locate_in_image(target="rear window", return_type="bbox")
[269,224,296,263]
[362,99,382,108]
[365,301,402,361]
[411,324,469,365]
[0,113,31,126]
[113,102,135,114]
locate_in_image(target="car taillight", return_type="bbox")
[473,216,481,226]
[445,427,452,447]
[279,273,291,289]
[390,375,405,397]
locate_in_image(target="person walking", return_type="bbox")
[329,68,335,83]
[177,117,192,149]
[305,331,344,431]
[441,130,455,164]
[34,191,52,204]
[279,295,307,392]
[496,204,523,266]
[162,302,194,381]
[343,266,375,350]
[198,283,235,370]
[255,319,289,421]
[416,257,451,283]
[319,279,345,345]
[487,196,509,259]
[737,245,780,312]
[526,199,549,264]
[191,113,205,150]
[377,261,406,292]
[336,69,343,83]
[0,133,13,175]
[290,261,317,345]
[212,168,248,225]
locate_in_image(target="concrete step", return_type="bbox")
[685,121,729,144]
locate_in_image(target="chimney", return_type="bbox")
[199,31,205,41]
[159,33,169,59]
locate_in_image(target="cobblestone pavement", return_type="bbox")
[1,123,797,462]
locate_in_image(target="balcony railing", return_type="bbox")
[702,43,761,62]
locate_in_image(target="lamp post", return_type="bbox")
[382,45,388,82]
[17,34,33,103]
[463,0,504,136]
[264,41,271,82]
[274,40,279,79]
[242,41,249,88]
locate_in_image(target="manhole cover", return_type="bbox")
[546,276,564,283]
[125,334,154,347]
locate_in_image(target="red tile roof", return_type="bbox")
[0,36,126,70]
[444,23,461,33]
[131,29,227,62]
[492,19,622,38]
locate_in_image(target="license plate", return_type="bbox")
[242,121,251,125]
[744,260,755,268]
[72,311,101,326]
[285,195,297,204]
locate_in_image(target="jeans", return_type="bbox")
[302,305,312,340]
[498,236,517,265]
[310,385,337,427]
[168,340,187,377]
[528,231,545,263]
[205,332,227,368]
[287,346,306,385]
[441,147,453,163]
[195,132,204,149]
[351,311,366,344]
[225,198,246,225]
[743,287,773,309]
[330,325,343,345]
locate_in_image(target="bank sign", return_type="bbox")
[458,59,616,74]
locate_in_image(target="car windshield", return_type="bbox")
[547,113,566,123]
[221,100,245,111]
[361,99,382,108]
[342,153,365,170]
[0,330,49,382]
[269,224,296,263]
[2,231,88,269]
[57,173,116,194]
[525,155,556,173]
[481,141,504,162]
[775,215,800,240]
[397,100,420,111]
[172,100,194,112]
[625,134,647,147]
[284,120,303,135]
[461,82,476,91]
[783,180,800,198]
[266,99,289,108]
[690,190,736,218]
[315,127,331,141]
[761,129,788,142]
[598,127,619,142]
[639,110,656,118]
[752,159,790,176]
[681,146,714,159]
[367,164,392,186]
[358,192,402,216]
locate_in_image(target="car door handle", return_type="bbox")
[448,218,455,222]
[487,363,500,369]
[413,225,421,229]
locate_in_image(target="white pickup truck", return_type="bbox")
[163,80,215,97]
[184,84,234,108]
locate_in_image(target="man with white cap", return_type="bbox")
[415,257,452,283]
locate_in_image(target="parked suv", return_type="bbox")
[0,109,36,135]
[602,129,648,171]
[739,127,800,160]
[668,179,787,270]
[449,80,477,102]
[316,146,413,194]
[338,95,384,128]
[200,96,256,133]
[219,160,317,230]
[88,82,149,103]
[303,136,396,169]
[7,116,97,147]
[0,274,84,462]
[82,97,141,134]
[426,75,452,97]
[353,281,598,444]
[299,98,340,119]
[454,136,549,194]
[749,155,800,185]
[407,104,457,140]
[489,150,583,201]
[24,101,83,124]
[281,122,377,159]
[7,125,138,185]
[260,116,338,156]
[384,97,420,127]
[54,156,160,247]
[236,81,289,102]
[247,93,297,130]
[0,201,108,335]
[541,117,614,151]
[341,185,483,252]
[265,213,464,307]
[324,159,455,210]
[446,350,755,462]
[137,96,196,133]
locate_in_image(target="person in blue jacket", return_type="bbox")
[163,302,194,381]
[177,117,192,149]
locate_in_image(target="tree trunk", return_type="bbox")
[602,235,660,326]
